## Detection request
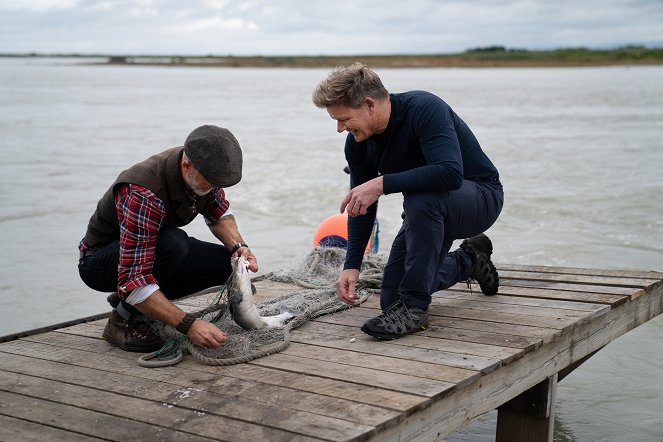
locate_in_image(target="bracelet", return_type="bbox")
[230,243,248,254]
[176,313,197,335]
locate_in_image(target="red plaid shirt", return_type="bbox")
[112,183,229,298]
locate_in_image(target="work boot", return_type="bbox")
[460,233,499,296]
[361,300,429,340]
[106,292,120,309]
[102,310,165,353]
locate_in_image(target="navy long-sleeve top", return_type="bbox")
[344,90,501,270]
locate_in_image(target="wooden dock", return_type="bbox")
[1,264,662,441]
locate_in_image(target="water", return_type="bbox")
[1,58,662,441]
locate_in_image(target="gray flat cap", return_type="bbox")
[184,125,242,187]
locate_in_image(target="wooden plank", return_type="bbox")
[496,374,557,442]
[19,332,412,427]
[447,285,630,306]
[498,270,659,288]
[0,389,216,442]
[217,363,424,413]
[306,309,527,365]
[428,305,582,330]
[283,340,480,385]
[0,340,377,440]
[292,325,510,373]
[494,277,637,295]
[355,296,602,328]
[315,306,561,343]
[370,277,663,441]
[361,295,600,320]
[0,353,356,441]
[250,352,454,398]
[0,370,283,442]
[298,317,541,351]
[431,299,605,322]
[20,329,425,413]
[2,264,658,442]
[0,414,104,442]
[437,291,612,313]
[497,263,663,279]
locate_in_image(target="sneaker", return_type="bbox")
[361,300,429,340]
[460,233,499,296]
[102,310,165,353]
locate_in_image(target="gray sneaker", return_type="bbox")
[361,300,429,340]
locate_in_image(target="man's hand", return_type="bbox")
[134,290,227,349]
[341,176,384,217]
[236,246,258,272]
[187,319,227,349]
[336,268,360,305]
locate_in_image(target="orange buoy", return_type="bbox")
[313,212,379,253]
[313,212,349,249]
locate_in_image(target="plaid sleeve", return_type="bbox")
[115,184,166,299]
[201,187,230,225]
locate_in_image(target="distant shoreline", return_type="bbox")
[4,46,663,68]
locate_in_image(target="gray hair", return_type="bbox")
[312,62,389,109]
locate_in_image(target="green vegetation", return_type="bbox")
[4,46,663,67]
[460,45,663,64]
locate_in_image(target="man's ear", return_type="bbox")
[364,97,375,114]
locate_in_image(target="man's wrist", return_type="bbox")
[230,243,248,254]
[176,313,197,335]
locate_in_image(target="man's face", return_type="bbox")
[183,163,214,196]
[327,101,373,142]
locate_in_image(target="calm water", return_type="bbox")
[0,58,661,441]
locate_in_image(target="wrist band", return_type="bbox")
[230,243,248,254]
[176,313,197,335]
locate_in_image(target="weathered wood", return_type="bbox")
[497,263,663,279]
[0,266,660,442]
[21,328,426,413]
[0,390,218,441]
[498,269,660,288]
[370,277,663,441]
[448,284,630,306]
[557,349,602,382]
[0,414,104,442]
[495,374,558,442]
[440,290,616,311]
[0,341,383,439]
[498,277,645,295]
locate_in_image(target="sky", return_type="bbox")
[1,0,662,56]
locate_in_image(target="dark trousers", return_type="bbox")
[78,228,232,314]
[381,180,504,311]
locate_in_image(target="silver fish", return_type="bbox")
[228,256,294,330]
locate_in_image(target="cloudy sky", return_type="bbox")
[1,0,661,55]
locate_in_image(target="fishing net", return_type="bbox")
[138,247,386,367]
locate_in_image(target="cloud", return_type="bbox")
[176,16,258,32]
[0,0,78,12]
[0,0,661,55]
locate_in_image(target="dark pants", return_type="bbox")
[381,180,504,311]
[78,228,232,315]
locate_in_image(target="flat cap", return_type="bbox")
[184,125,243,188]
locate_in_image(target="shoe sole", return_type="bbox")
[463,241,499,296]
[361,322,429,340]
[102,329,165,353]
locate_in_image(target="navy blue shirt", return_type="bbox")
[344,90,501,269]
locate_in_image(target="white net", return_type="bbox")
[139,247,386,367]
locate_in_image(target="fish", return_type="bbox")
[228,256,294,330]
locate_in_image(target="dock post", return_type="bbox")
[495,373,558,442]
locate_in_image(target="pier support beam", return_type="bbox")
[495,373,558,442]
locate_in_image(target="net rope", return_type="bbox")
[138,247,386,367]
